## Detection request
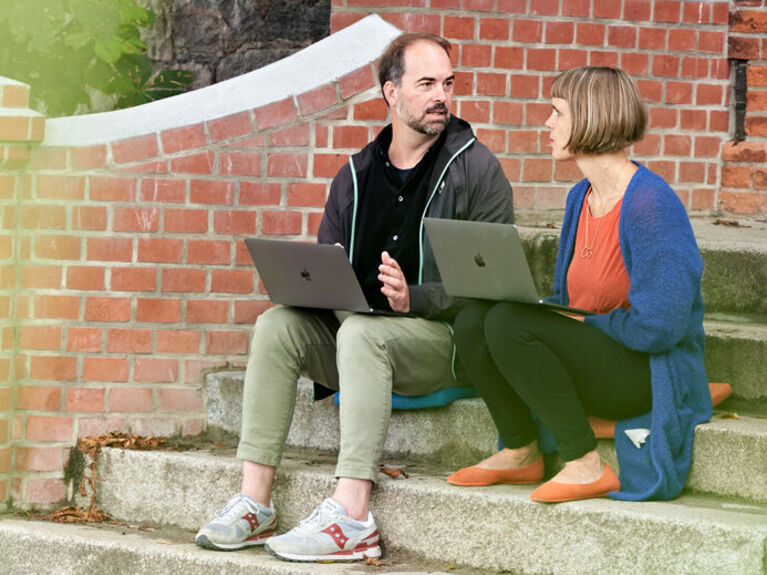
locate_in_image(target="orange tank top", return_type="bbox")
[567,189,631,314]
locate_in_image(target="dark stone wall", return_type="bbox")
[140,0,331,89]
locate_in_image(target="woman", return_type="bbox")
[447,66,711,503]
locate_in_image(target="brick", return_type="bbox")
[680,110,707,131]
[66,328,102,352]
[380,12,441,35]
[77,416,124,438]
[493,102,524,126]
[1,84,29,108]
[219,152,262,176]
[137,298,181,323]
[510,75,539,99]
[158,388,202,412]
[476,73,507,96]
[753,168,767,190]
[746,117,767,137]
[728,36,761,60]
[86,238,132,262]
[26,415,72,441]
[208,112,251,142]
[663,135,692,156]
[287,183,326,207]
[182,418,204,437]
[332,126,368,150]
[14,446,61,471]
[694,136,722,157]
[186,299,229,323]
[190,180,234,205]
[170,151,215,174]
[527,103,552,126]
[680,56,708,79]
[651,106,677,129]
[639,28,667,50]
[254,98,298,130]
[620,53,649,76]
[73,206,107,231]
[298,84,337,117]
[313,153,348,179]
[338,66,375,100]
[261,211,302,236]
[187,240,230,265]
[554,160,583,182]
[463,0,492,8]
[562,0,590,16]
[652,55,679,76]
[113,208,159,233]
[267,153,308,178]
[698,30,725,53]
[748,91,767,111]
[29,147,67,170]
[512,19,543,43]
[0,115,32,141]
[85,297,131,322]
[162,268,206,292]
[444,15,475,40]
[20,265,61,289]
[646,160,675,182]
[138,238,183,263]
[112,134,158,164]
[637,80,663,103]
[17,385,61,410]
[66,387,105,413]
[606,26,636,49]
[721,141,767,163]
[329,12,365,33]
[233,300,274,324]
[523,158,553,182]
[696,84,723,106]
[691,188,715,212]
[0,174,14,199]
[135,358,178,383]
[679,161,706,183]
[270,124,311,147]
[209,269,253,294]
[71,145,107,170]
[35,176,83,201]
[667,29,695,52]
[589,51,619,67]
[666,81,693,104]
[111,267,156,292]
[545,22,574,44]
[461,44,492,68]
[747,66,767,88]
[25,478,66,504]
[109,388,152,412]
[721,165,751,188]
[536,187,568,209]
[140,178,185,203]
[34,235,80,260]
[161,124,207,154]
[157,330,200,353]
[83,358,130,383]
[719,190,767,214]
[594,0,621,18]
[34,295,80,320]
[211,210,255,235]
[238,183,280,207]
[682,1,710,23]
[129,417,176,438]
[559,49,589,70]
[654,0,680,22]
[527,49,557,71]
[107,329,152,353]
[577,23,606,46]
[90,176,135,202]
[19,327,61,351]
[479,17,509,41]
[161,208,207,234]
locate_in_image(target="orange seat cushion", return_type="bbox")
[588,382,732,439]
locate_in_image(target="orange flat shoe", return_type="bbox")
[447,458,544,486]
[530,463,620,503]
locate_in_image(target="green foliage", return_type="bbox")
[0,0,193,116]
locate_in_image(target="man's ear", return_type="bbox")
[383,81,397,108]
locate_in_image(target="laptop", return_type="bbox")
[244,238,411,316]
[423,218,593,316]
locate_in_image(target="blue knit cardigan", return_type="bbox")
[550,163,711,501]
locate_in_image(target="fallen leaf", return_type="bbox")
[363,554,388,566]
[380,466,408,479]
[719,412,739,419]
[713,219,750,228]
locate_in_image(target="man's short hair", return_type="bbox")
[551,66,646,155]
[378,33,452,105]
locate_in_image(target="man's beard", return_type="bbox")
[396,101,450,136]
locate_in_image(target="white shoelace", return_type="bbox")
[215,494,253,520]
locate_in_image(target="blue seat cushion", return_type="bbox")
[332,385,478,410]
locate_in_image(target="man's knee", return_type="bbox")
[251,306,310,352]
[336,315,382,353]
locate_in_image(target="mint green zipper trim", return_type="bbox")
[444,321,458,381]
[347,156,359,263]
[417,137,476,284]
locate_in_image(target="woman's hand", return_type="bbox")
[378,251,410,313]
[555,310,585,322]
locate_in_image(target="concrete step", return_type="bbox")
[206,376,767,503]
[0,516,459,575]
[519,218,767,317]
[85,447,767,575]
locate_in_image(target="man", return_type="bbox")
[196,32,513,562]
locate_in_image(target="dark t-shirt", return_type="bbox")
[353,130,446,310]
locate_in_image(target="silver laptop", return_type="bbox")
[244,238,410,315]
[424,218,592,316]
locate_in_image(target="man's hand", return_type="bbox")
[378,251,410,313]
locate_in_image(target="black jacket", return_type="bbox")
[317,115,514,320]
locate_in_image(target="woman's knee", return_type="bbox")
[453,302,491,347]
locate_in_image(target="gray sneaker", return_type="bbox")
[195,493,277,551]
[265,498,381,562]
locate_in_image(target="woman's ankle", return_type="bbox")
[477,440,541,469]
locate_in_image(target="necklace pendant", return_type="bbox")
[580,246,592,259]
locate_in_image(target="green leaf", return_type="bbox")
[94,37,124,64]
[64,32,91,49]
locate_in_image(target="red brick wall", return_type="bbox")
[722,0,767,213]
[332,0,740,213]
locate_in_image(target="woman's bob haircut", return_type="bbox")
[551,66,647,155]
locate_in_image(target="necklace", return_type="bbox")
[580,204,601,259]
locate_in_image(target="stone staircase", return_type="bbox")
[3,219,767,574]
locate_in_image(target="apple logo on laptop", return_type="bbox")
[300,269,312,281]
[473,252,486,268]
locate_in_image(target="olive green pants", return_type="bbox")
[236,306,455,482]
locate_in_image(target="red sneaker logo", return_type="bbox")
[321,523,348,549]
